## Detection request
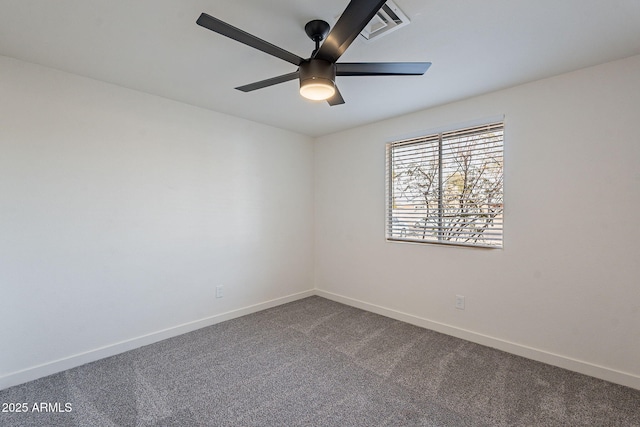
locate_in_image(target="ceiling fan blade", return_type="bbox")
[197,13,304,66]
[314,0,387,63]
[327,86,345,106]
[336,62,432,76]
[235,71,300,92]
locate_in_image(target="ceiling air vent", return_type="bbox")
[359,1,410,41]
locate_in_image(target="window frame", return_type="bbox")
[385,121,504,249]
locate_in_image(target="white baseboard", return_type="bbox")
[4,288,638,392]
[0,289,314,391]
[316,289,640,391]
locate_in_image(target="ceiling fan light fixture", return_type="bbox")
[197,1,431,106]
[300,78,335,101]
[299,59,336,101]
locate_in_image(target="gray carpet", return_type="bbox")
[1,296,639,426]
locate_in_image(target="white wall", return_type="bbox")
[0,56,314,389]
[315,55,640,389]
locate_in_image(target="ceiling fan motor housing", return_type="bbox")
[300,60,336,85]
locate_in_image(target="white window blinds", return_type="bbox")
[386,122,504,248]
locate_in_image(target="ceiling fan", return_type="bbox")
[196,0,431,105]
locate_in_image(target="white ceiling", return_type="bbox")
[1,0,639,137]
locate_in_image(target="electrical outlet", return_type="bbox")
[216,285,224,298]
[455,295,465,310]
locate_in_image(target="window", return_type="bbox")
[386,121,504,248]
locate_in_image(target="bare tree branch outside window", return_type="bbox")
[386,122,504,248]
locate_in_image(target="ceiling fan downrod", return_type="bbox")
[304,20,330,56]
